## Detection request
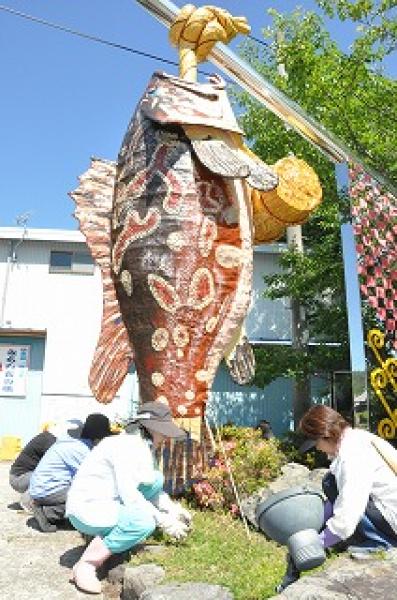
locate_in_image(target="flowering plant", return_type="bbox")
[191,425,286,514]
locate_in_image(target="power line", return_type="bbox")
[248,34,270,49]
[1,2,392,127]
[0,4,268,76]
[0,4,181,69]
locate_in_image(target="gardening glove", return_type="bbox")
[275,553,300,593]
[152,492,193,526]
[173,503,193,526]
[155,511,189,540]
[319,526,342,549]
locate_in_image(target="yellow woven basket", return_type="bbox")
[252,156,322,244]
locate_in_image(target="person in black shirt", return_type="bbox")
[256,419,275,440]
[9,430,56,511]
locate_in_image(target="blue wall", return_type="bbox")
[207,363,331,436]
[207,363,294,435]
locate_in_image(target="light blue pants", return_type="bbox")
[69,471,164,554]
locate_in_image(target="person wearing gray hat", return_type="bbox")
[29,413,112,533]
[66,401,192,595]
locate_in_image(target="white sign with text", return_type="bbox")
[0,345,29,396]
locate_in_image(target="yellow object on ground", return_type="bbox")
[0,436,22,461]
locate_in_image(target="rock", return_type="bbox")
[268,550,397,599]
[107,563,126,584]
[123,563,165,600]
[308,468,328,489]
[240,463,327,528]
[139,582,234,600]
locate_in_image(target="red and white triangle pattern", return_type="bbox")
[350,165,397,348]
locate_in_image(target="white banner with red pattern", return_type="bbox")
[350,165,397,348]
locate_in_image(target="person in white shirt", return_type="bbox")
[300,405,397,551]
[276,405,397,594]
[66,402,192,594]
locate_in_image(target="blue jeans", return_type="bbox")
[69,471,164,554]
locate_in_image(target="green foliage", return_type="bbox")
[234,5,397,390]
[238,8,397,182]
[251,190,351,386]
[191,426,286,512]
[225,428,286,494]
[130,510,286,600]
[278,430,331,469]
[317,0,397,63]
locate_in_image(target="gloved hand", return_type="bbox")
[170,502,192,526]
[152,492,193,526]
[319,526,342,549]
[155,511,189,540]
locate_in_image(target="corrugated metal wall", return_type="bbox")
[207,364,331,436]
[207,363,293,435]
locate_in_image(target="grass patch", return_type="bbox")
[130,510,286,600]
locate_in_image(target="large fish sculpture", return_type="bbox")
[71,5,322,418]
[72,71,278,417]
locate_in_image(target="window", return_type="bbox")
[49,250,95,275]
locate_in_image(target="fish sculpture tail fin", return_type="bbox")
[69,158,134,403]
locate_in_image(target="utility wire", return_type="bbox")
[2,3,391,125]
[0,4,181,69]
[0,4,268,77]
[248,34,270,48]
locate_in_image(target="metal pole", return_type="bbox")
[0,251,12,327]
[337,164,369,429]
[136,0,396,196]
[276,30,311,427]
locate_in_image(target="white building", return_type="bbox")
[0,227,138,444]
[0,226,299,445]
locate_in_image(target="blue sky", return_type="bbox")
[0,0,388,229]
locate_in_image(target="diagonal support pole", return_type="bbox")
[136,0,396,196]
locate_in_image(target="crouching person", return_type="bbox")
[66,402,192,595]
[9,427,56,512]
[276,405,397,593]
[29,414,112,533]
[300,405,397,554]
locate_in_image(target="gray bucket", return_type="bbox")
[287,529,325,570]
[256,485,326,571]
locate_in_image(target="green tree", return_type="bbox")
[318,0,397,64]
[234,4,397,422]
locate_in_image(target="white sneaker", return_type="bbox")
[19,493,34,514]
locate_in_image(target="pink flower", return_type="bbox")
[230,503,240,516]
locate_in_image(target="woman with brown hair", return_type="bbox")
[300,405,397,552]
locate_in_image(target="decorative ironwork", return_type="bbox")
[367,328,397,439]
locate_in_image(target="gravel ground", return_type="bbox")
[0,461,121,600]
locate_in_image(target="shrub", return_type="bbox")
[278,430,330,469]
[192,425,286,513]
